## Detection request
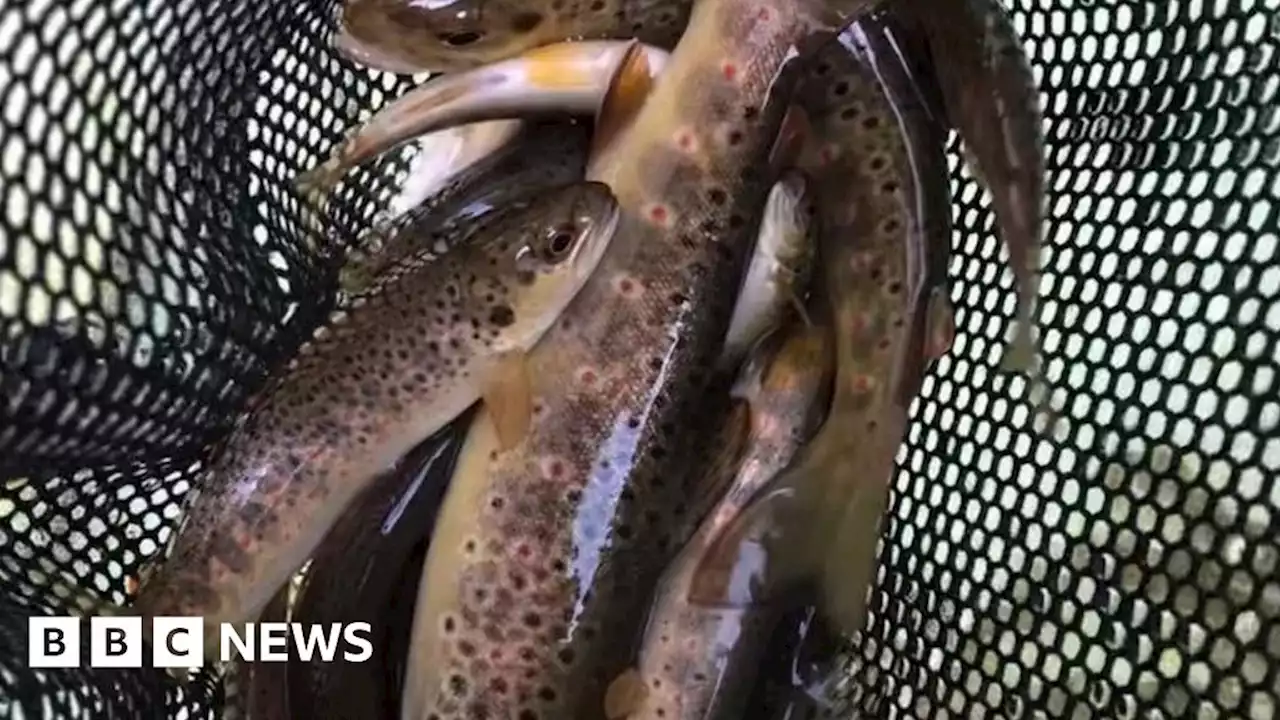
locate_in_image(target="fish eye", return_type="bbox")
[438,31,483,46]
[547,231,574,256]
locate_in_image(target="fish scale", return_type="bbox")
[399,0,841,718]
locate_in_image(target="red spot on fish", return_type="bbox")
[517,543,532,559]
[851,375,876,394]
[577,366,600,387]
[757,7,772,21]
[721,61,738,82]
[491,648,504,661]
[647,204,671,227]
[819,145,838,165]
[675,129,697,153]
[613,274,645,299]
[850,313,872,336]
[542,457,567,480]
[849,252,872,274]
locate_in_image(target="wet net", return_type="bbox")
[0,0,1277,718]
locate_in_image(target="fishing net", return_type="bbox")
[0,0,1276,717]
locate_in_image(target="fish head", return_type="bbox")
[339,0,576,73]
[763,169,817,284]
[474,181,619,345]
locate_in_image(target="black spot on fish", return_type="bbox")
[517,270,536,285]
[589,0,605,9]
[489,305,516,327]
[742,107,758,121]
[510,11,543,31]
[727,130,743,146]
[707,187,728,206]
[862,116,882,130]
[728,214,746,230]
[557,647,575,665]
[833,81,850,97]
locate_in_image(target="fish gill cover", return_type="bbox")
[0,0,1277,718]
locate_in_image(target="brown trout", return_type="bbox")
[342,119,594,295]
[392,1,869,716]
[298,41,671,200]
[223,588,293,720]
[610,316,834,720]
[126,181,619,657]
[338,0,691,73]
[899,0,1045,373]
[692,12,955,643]
[280,427,466,720]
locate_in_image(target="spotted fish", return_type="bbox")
[691,13,955,644]
[719,169,817,370]
[342,119,593,295]
[392,0,868,716]
[899,0,1045,373]
[297,41,670,200]
[608,315,834,720]
[338,0,692,74]
[280,428,466,720]
[126,181,620,658]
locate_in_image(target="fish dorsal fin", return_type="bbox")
[591,40,655,159]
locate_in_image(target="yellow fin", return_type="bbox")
[591,40,654,159]
[604,668,649,719]
[482,351,533,451]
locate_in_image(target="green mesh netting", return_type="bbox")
[0,0,1277,718]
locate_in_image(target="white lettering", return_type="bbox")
[220,623,255,662]
[259,622,290,661]
[342,622,373,662]
[291,623,342,662]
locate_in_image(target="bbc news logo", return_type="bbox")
[28,617,373,668]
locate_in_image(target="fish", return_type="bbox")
[719,169,817,370]
[608,316,835,720]
[284,426,467,720]
[690,12,956,644]
[391,0,862,715]
[124,180,620,659]
[897,0,1045,374]
[342,119,593,295]
[222,588,293,720]
[337,0,692,74]
[385,119,525,220]
[297,41,671,200]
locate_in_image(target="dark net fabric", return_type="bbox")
[0,0,1276,717]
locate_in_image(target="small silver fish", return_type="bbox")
[610,316,834,720]
[126,181,620,658]
[720,170,817,371]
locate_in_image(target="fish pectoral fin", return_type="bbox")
[591,40,656,159]
[481,351,534,451]
[604,668,649,719]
